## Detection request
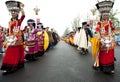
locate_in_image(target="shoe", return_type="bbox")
[82,52,86,55]
[104,70,115,74]
[110,70,115,74]
[92,66,101,71]
[86,50,89,53]
[2,70,10,75]
[114,57,116,61]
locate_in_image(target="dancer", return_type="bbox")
[1,0,25,74]
[92,0,116,74]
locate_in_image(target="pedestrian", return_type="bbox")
[1,0,25,74]
[78,22,93,55]
[51,28,59,46]
[92,0,116,74]
[73,27,81,50]
[45,27,54,49]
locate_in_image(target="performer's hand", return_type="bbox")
[97,36,101,40]
[20,2,25,15]
[20,3,24,8]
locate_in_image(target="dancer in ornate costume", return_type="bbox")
[1,0,25,74]
[35,23,44,57]
[25,19,37,61]
[92,0,116,74]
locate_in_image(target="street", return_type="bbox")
[0,41,120,82]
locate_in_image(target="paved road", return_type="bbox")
[0,41,120,82]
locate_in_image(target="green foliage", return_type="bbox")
[91,0,120,28]
[71,16,80,31]
[110,9,120,28]
[63,27,70,36]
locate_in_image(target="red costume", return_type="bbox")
[1,15,25,72]
[95,20,116,73]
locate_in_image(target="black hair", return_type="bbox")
[87,24,89,27]
[11,15,18,21]
[37,25,43,29]
[78,27,81,31]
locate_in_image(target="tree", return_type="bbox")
[92,0,120,28]
[90,8,98,26]
[63,27,70,36]
[110,9,120,28]
[71,16,80,31]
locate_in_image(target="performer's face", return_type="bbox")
[83,24,87,28]
[38,26,42,30]
[46,27,49,31]
[28,23,33,27]
[51,29,53,32]
[102,13,109,20]
[11,12,18,19]
[25,28,28,32]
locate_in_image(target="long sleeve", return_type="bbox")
[19,15,25,25]
[96,22,101,33]
[87,28,93,38]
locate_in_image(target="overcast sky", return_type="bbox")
[0,0,120,36]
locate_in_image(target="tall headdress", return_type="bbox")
[5,0,24,13]
[27,19,36,28]
[96,0,114,14]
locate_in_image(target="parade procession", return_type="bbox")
[0,0,60,75]
[0,0,120,82]
[61,0,120,75]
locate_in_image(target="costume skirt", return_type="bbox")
[99,49,115,72]
[1,45,24,71]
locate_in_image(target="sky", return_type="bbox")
[0,0,120,36]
